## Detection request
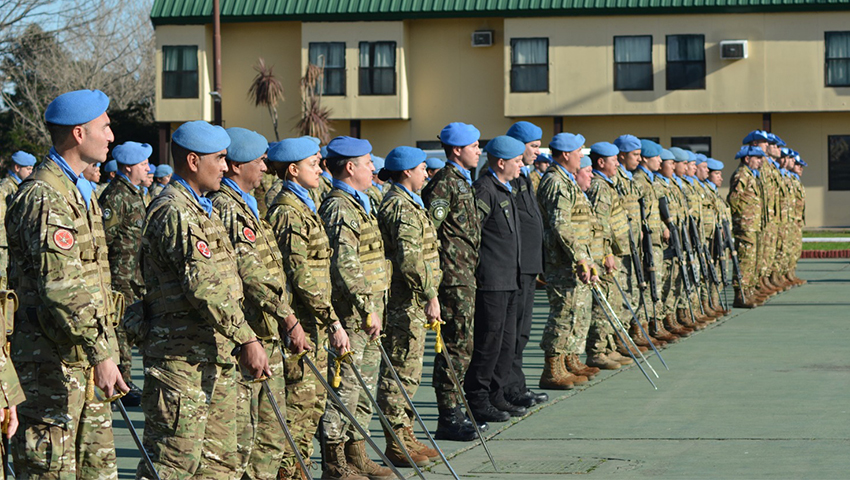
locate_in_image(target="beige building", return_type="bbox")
[151,0,850,227]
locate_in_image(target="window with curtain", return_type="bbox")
[511,38,548,93]
[309,42,346,96]
[666,35,705,90]
[671,136,711,157]
[826,32,850,87]
[828,135,850,190]
[359,41,396,96]
[162,46,199,98]
[615,36,653,91]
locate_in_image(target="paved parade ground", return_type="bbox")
[113,259,850,479]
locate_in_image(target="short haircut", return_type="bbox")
[590,152,604,168]
[550,148,564,158]
[171,143,192,167]
[326,155,359,177]
[46,122,77,146]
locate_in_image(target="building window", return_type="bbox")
[309,42,346,96]
[359,41,396,96]
[162,46,199,98]
[671,136,711,157]
[828,135,850,190]
[826,32,850,87]
[666,35,705,90]
[614,36,653,91]
[511,38,548,93]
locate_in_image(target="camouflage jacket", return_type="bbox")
[319,188,389,329]
[149,182,167,198]
[760,159,781,222]
[7,158,118,367]
[587,173,630,257]
[266,188,339,330]
[209,183,294,341]
[264,177,283,211]
[0,176,20,252]
[378,183,442,307]
[365,184,384,208]
[728,164,763,242]
[537,164,593,278]
[310,173,333,207]
[99,174,146,302]
[141,182,255,364]
[632,167,664,246]
[0,291,23,408]
[421,163,481,287]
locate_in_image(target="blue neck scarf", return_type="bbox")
[321,171,333,183]
[672,173,684,187]
[157,181,168,188]
[283,180,316,212]
[769,158,780,169]
[396,183,425,209]
[657,174,670,184]
[619,165,634,181]
[520,165,533,177]
[221,177,259,220]
[780,168,790,177]
[488,167,512,192]
[747,165,761,178]
[706,181,717,191]
[593,169,614,185]
[555,163,576,183]
[537,170,545,178]
[448,161,472,185]
[48,147,93,209]
[791,172,800,181]
[683,175,695,184]
[332,179,371,215]
[116,171,141,191]
[172,173,214,217]
[8,172,21,184]
[636,165,655,182]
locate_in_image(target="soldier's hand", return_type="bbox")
[286,317,311,354]
[577,261,592,284]
[604,255,617,274]
[1,406,18,438]
[364,312,382,339]
[329,324,352,354]
[94,358,129,399]
[240,340,271,379]
[662,228,671,243]
[424,297,441,323]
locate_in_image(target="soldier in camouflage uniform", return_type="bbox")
[136,121,270,479]
[266,138,353,480]
[695,156,728,316]
[743,132,781,297]
[424,157,445,189]
[0,151,36,281]
[421,123,482,442]
[99,141,151,406]
[788,155,807,285]
[375,147,442,468]
[208,128,310,480]
[537,133,598,390]
[311,150,334,207]
[7,89,127,479]
[728,145,767,308]
[318,136,393,480]
[365,155,385,207]
[150,164,172,198]
[0,283,23,477]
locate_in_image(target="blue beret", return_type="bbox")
[706,158,724,171]
[590,142,619,157]
[384,146,426,172]
[440,122,481,147]
[172,121,231,154]
[669,147,689,162]
[506,121,542,143]
[320,146,329,158]
[326,136,372,158]
[580,157,592,169]
[685,150,697,162]
[780,147,792,157]
[104,160,117,172]
[225,128,268,163]
[306,136,321,145]
[112,141,152,166]
[11,151,36,167]
[660,149,676,161]
[742,130,770,144]
[735,145,765,159]
[796,157,808,167]
[694,153,707,165]
[614,134,641,153]
[484,135,526,160]
[535,153,553,164]
[44,89,110,126]
[154,164,173,178]
[268,137,321,163]
[771,134,786,147]
[640,139,662,158]
[371,155,385,173]
[425,157,445,169]
[148,163,156,174]
[550,133,585,152]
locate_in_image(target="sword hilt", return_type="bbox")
[424,320,444,353]
[250,375,270,384]
[331,350,354,388]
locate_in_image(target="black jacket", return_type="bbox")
[473,173,521,291]
[511,171,544,275]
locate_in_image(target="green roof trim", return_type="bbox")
[151,0,850,25]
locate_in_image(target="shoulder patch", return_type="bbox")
[53,229,75,250]
[196,240,212,258]
[242,226,256,243]
[430,198,449,222]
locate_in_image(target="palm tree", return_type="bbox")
[296,62,333,144]
[247,58,284,141]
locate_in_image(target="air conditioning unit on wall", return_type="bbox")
[472,30,494,47]
[720,40,748,60]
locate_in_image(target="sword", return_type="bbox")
[424,320,498,472]
[612,276,669,371]
[325,347,426,480]
[374,340,460,480]
[2,408,13,478]
[115,395,162,480]
[253,377,311,480]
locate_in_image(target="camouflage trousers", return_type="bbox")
[539,278,591,356]
[377,301,427,430]
[735,236,759,290]
[758,222,779,279]
[0,246,7,281]
[279,323,328,478]
[235,343,287,480]
[587,276,619,356]
[787,221,804,274]
[432,285,475,411]
[777,221,796,275]
[137,359,239,480]
[649,245,665,323]
[619,255,645,323]
[661,254,682,318]
[113,285,137,384]
[13,361,117,480]
[321,329,381,444]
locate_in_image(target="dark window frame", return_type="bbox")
[614,35,653,91]
[359,41,397,96]
[825,31,850,87]
[666,34,706,91]
[510,37,549,93]
[828,135,850,190]
[671,136,712,157]
[309,42,347,96]
[162,45,199,99]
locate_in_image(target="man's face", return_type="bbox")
[565,148,584,174]
[143,173,154,188]
[752,140,769,153]
[158,174,172,185]
[12,164,34,180]
[349,154,375,191]
[687,161,697,176]
[79,113,114,164]
[600,155,619,178]
[576,166,593,191]
[674,161,688,177]
[501,155,523,182]
[696,163,709,181]
[456,142,481,170]
[743,155,762,170]
[81,163,100,182]
[618,150,641,171]
[239,156,268,191]
[535,162,548,173]
[522,141,541,166]
[644,155,662,172]
[125,159,150,186]
[659,159,675,178]
[197,149,228,193]
[768,143,781,158]
[709,170,723,186]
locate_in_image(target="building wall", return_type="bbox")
[155,25,214,122]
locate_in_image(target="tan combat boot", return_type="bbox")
[539,355,575,390]
[382,427,429,468]
[607,350,634,365]
[629,322,651,347]
[565,353,599,380]
[321,442,368,480]
[663,314,692,337]
[403,426,439,460]
[641,321,667,347]
[345,439,394,480]
[585,353,621,370]
[677,309,704,331]
[733,288,757,309]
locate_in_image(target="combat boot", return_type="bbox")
[651,318,681,341]
[771,272,790,291]
[345,439,394,480]
[615,330,647,354]
[607,350,634,365]
[629,322,651,347]
[403,426,439,460]
[667,313,695,334]
[321,442,368,480]
[383,427,429,468]
[677,309,704,331]
[663,314,692,337]
[702,302,723,318]
[759,277,779,296]
[565,353,600,379]
[585,353,621,370]
[641,322,667,348]
[539,355,575,390]
[435,406,477,442]
[733,288,757,308]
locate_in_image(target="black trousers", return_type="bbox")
[505,273,537,398]
[464,289,518,406]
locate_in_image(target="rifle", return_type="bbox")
[626,218,652,326]
[637,197,659,325]
[715,224,730,310]
[722,219,746,304]
[688,211,723,312]
[658,196,700,326]
[677,194,705,309]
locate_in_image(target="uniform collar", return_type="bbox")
[220,177,260,220]
[554,163,576,183]
[47,147,93,210]
[636,165,655,182]
[283,180,316,212]
[332,178,371,215]
[593,169,614,185]
[171,173,214,217]
[448,161,472,186]
[488,167,512,192]
[395,183,425,209]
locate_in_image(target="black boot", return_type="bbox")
[492,397,527,417]
[525,389,549,404]
[469,402,510,423]
[462,413,489,432]
[435,406,478,442]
